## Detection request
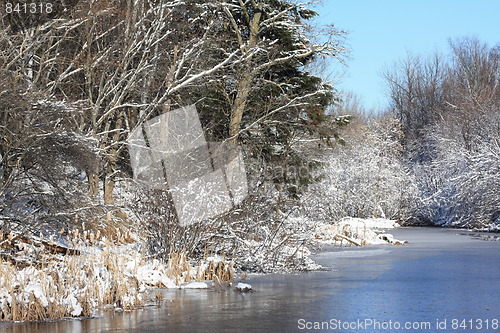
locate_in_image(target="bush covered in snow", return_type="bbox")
[303,115,419,224]
[384,38,500,229]
[411,109,500,229]
[128,176,322,273]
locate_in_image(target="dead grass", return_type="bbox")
[196,254,234,283]
[0,216,238,322]
[165,250,235,286]
[0,245,238,322]
[0,243,145,321]
[167,250,191,285]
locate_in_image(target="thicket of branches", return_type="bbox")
[304,37,498,230]
[0,0,347,267]
[384,37,499,229]
[303,96,419,224]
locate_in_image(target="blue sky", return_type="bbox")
[313,0,500,111]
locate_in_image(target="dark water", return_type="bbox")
[1,228,499,333]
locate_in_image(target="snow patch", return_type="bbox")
[65,294,82,317]
[183,282,209,289]
[135,266,176,288]
[338,217,400,230]
[25,283,48,307]
[235,283,252,291]
[314,217,406,246]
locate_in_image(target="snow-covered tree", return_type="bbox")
[1,0,346,205]
[384,37,500,228]
[0,71,98,236]
[303,112,419,223]
[412,108,500,229]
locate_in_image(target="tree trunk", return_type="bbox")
[103,173,115,205]
[87,170,99,199]
[229,70,253,142]
[102,112,124,205]
[228,4,261,142]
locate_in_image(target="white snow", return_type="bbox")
[25,283,49,307]
[135,266,176,288]
[183,282,209,289]
[314,217,406,246]
[235,283,252,291]
[65,294,82,316]
[338,217,400,230]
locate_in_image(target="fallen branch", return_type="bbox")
[334,234,362,247]
[40,239,81,255]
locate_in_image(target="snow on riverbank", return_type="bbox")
[235,282,252,292]
[0,240,233,321]
[338,217,400,230]
[0,216,408,322]
[314,217,407,246]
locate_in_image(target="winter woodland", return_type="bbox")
[0,0,498,321]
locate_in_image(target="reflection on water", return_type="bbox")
[1,228,499,333]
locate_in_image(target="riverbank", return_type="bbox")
[1,227,498,332]
[0,217,405,322]
[0,238,234,321]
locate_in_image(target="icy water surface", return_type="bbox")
[1,227,499,333]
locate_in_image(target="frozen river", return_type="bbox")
[2,227,499,332]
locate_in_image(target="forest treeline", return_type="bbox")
[387,37,499,228]
[0,0,349,266]
[307,37,499,230]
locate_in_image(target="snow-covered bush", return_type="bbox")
[126,165,317,273]
[383,38,499,229]
[0,78,98,237]
[304,116,419,223]
[412,109,500,229]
